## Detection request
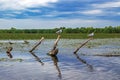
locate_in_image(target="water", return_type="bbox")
[0,39,120,80]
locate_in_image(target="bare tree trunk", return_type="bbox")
[49,35,61,56]
[52,35,61,50]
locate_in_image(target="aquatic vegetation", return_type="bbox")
[0,58,23,62]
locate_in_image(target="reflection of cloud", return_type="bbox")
[0,0,58,10]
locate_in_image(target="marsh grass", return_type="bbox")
[0,33,120,39]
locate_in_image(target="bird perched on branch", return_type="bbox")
[56,29,62,35]
[88,32,94,37]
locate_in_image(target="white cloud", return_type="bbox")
[3,13,16,17]
[26,9,41,13]
[92,1,120,8]
[13,11,23,14]
[0,19,120,29]
[42,10,103,17]
[117,12,120,15]
[0,0,58,10]
[81,10,103,15]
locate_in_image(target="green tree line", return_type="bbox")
[0,26,120,33]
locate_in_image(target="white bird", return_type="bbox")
[8,39,14,45]
[56,29,62,34]
[88,32,94,37]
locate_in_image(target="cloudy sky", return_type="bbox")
[0,0,120,29]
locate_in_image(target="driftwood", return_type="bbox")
[29,37,44,52]
[74,38,93,54]
[6,47,13,58]
[53,35,61,50]
[30,52,44,65]
[49,35,61,56]
[49,48,59,56]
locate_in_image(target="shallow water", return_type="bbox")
[0,39,120,80]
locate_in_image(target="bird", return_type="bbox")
[8,41,14,45]
[8,39,14,45]
[88,32,94,37]
[56,29,62,34]
[24,40,29,44]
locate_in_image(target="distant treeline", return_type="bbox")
[0,26,120,33]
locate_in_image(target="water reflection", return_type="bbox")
[6,47,13,58]
[50,55,62,79]
[29,52,44,65]
[74,53,93,71]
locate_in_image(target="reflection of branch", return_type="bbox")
[50,55,62,79]
[6,47,13,58]
[74,53,93,71]
[30,52,44,65]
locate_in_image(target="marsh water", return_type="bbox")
[0,39,120,80]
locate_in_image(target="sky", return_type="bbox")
[0,0,120,29]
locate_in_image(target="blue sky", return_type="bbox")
[0,0,120,29]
